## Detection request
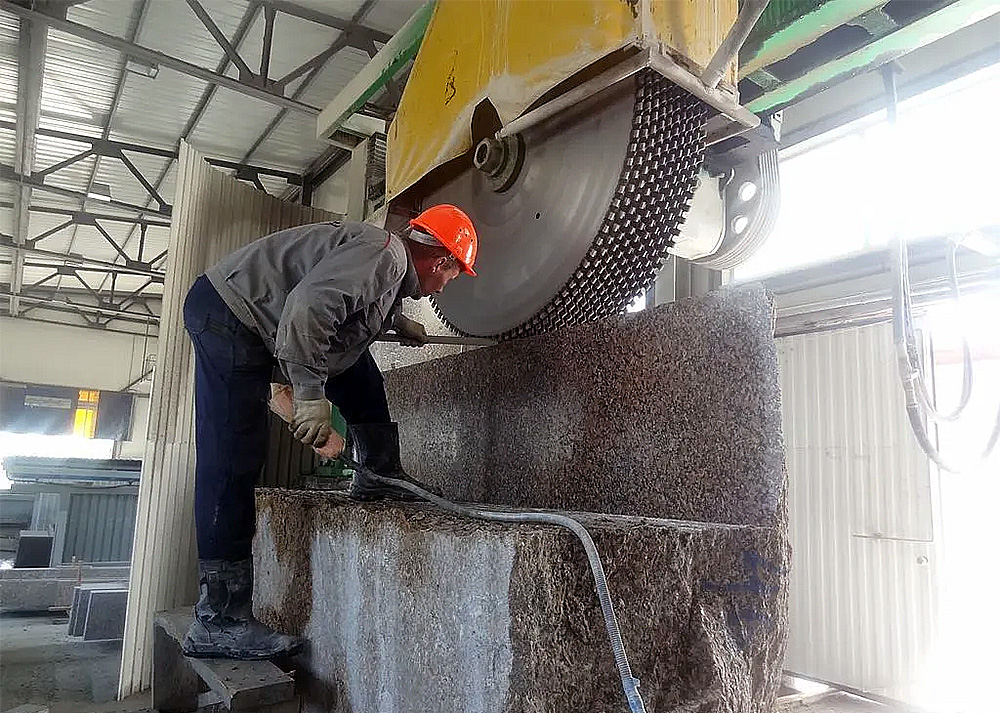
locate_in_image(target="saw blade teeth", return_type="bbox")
[433,69,707,339]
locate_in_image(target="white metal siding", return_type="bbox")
[118,142,336,695]
[779,323,939,700]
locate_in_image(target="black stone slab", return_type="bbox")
[82,589,128,641]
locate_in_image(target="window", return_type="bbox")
[735,63,1000,280]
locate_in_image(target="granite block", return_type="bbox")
[384,284,785,527]
[254,490,788,713]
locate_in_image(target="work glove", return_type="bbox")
[290,398,334,448]
[394,315,429,348]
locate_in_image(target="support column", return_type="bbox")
[118,142,336,696]
[345,137,370,222]
[652,255,726,306]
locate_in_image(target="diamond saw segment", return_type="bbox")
[428,70,707,339]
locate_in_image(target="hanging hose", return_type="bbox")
[892,236,1000,472]
[909,242,975,422]
[340,456,646,713]
[882,58,1000,472]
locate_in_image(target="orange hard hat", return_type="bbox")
[409,204,478,276]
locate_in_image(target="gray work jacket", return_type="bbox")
[205,220,420,401]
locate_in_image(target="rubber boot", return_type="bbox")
[182,559,305,660]
[348,422,442,500]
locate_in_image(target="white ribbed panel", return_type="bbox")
[118,142,335,696]
[778,323,939,701]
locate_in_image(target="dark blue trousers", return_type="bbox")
[183,275,390,561]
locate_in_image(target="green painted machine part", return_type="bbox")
[739,0,999,113]
[313,405,351,480]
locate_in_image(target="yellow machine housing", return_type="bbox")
[387,0,740,201]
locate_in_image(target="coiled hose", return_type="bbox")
[340,457,646,713]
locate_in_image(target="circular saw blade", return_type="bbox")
[429,70,707,339]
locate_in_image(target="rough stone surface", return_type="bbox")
[254,490,788,713]
[254,285,789,711]
[385,284,784,527]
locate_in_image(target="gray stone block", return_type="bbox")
[153,608,297,712]
[68,586,86,636]
[385,284,785,527]
[254,286,789,711]
[254,490,788,712]
[68,581,129,636]
[0,564,129,613]
[82,589,128,641]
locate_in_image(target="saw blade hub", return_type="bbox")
[473,135,525,193]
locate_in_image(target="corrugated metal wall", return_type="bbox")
[263,413,318,489]
[119,142,336,695]
[30,492,60,531]
[778,323,939,701]
[62,493,137,563]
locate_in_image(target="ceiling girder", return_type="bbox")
[90,1,262,298]
[10,16,47,318]
[0,0,322,116]
[239,0,378,166]
[0,203,172,228]
[0,237,165,278]
[0,0,396,117]
[66,0,150,263]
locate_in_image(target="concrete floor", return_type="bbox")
[778,691,898,713]
[0,612,904,713]
[0,612,151,713]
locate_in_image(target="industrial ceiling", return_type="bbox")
[1,0,996,339]
[0,0,422,336]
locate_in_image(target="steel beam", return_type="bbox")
[31,148,94,180]
[0,122,304,184]
[117,149,168,210]
[18,260,162,280]
[274,35,348,90]
[205,157,302,183]
[746,0,1000,113]
[1,165,172,216]
[26,218,74,248]
[316,1,433,141]
[0,0,322,116]
[67,0,150,268]
[260,5,275,81]
[0,122,177,159]
[0,311,159,337]
[82,2,263,299]
[0,293,160,326]
[184,0,255,82]
[740,0,888,79]
[0,203,171,228]
[259,0,391,45]
[10,16,47,317]
[0,237,165,277]
[5,281,163,313]
[240,0,378,165]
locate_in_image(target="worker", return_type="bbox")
[179,205,478,660]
